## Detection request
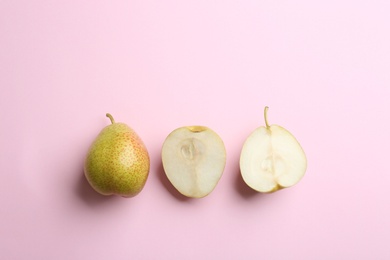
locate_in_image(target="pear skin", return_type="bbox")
[84,114,150,197]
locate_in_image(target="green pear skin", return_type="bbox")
[84,114,150,197]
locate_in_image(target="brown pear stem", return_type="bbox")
[106,113,115,124]
[264,106,270,128]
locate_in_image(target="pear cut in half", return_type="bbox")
[240,107,307,193]
[162,126,226,198]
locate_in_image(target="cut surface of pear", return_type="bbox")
[162,126,226,198]
[240,107,307,193]
[84,114,150,197]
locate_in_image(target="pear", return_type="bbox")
[84,114,150,197]
[161,126,226,198]
[240,107,307,193]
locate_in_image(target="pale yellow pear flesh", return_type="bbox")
[240,108,307,193]
[84,114,150,197]
[162,126,226,198]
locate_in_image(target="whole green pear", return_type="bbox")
[84,113,150,197]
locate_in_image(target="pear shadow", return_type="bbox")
[75,170,120,206]
[157,161,192,202]
[234,164,264,199]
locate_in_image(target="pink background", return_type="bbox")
[1,1,390,259]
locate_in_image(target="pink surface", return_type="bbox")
[1,1,390,259]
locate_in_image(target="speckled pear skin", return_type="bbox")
[84,115,150,197]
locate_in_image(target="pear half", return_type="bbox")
[240,107,307,193]
[162,126,226,198]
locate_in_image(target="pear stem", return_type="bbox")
[106,113,115,124]
[264,106,270,128]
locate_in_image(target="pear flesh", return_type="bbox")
[84,114,150,197]
[240,107,307,193]
[162,126,226,198]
